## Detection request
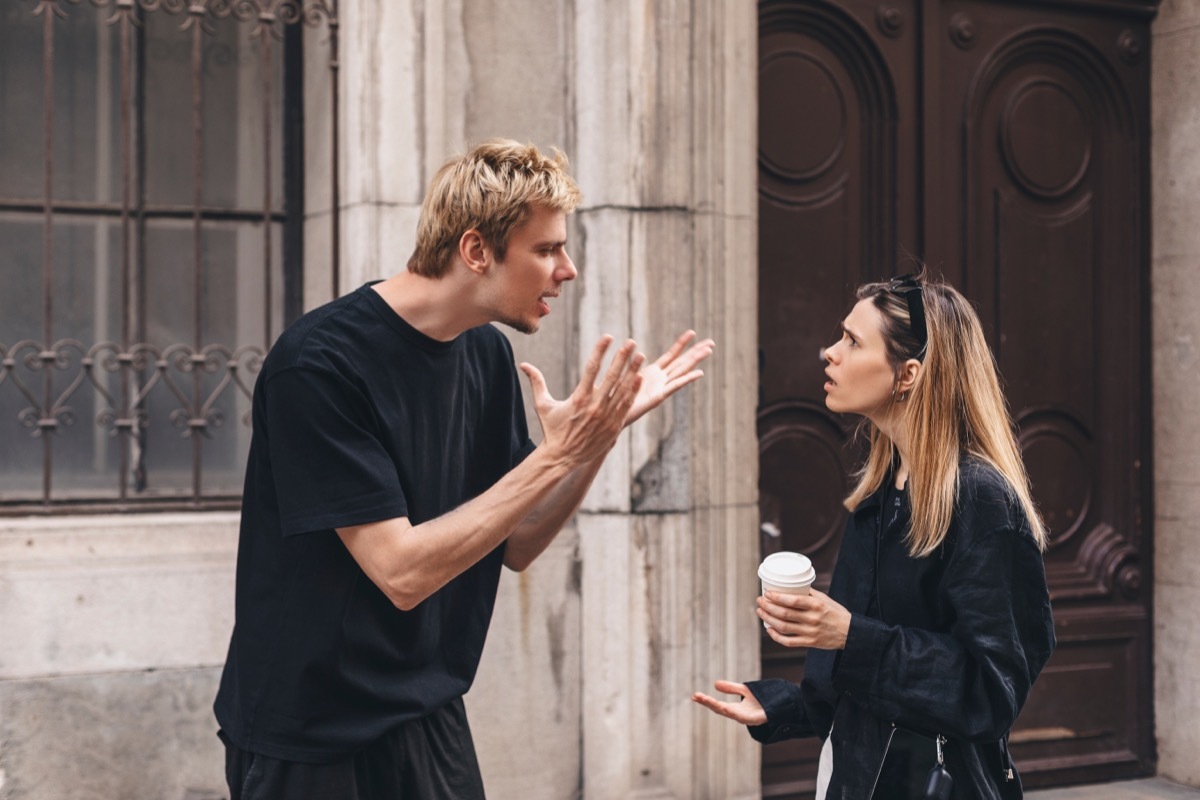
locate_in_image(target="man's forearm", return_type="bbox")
[338,445,578,609]
[502,450,609,571]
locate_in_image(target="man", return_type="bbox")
[213,139,713,799]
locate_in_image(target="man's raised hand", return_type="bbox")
[520,335,645,467]
[626,330,714,426]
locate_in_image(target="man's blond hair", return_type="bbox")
[407,139,582,278]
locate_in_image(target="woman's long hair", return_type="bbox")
[843,271,1049,556]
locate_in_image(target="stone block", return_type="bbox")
[1151,32,1200,260]
[689,212,759,511]
[575,208,634,513]
[578,512,700,799]
[573,0,694,210]
[339,0,423,206]
[1154,0,1200,37]
[337,202,423,294]
[461,0,569,150]
[0,515,237,680]
[1154,480,1200,587]
[1154,583,1200,787]
[469,525,582,800]
[0,668,225,800]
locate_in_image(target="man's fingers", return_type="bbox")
[664,369,705,395]
[579,335,615,394]
[519,363,551,404]
[596,339,638,399]
[656,330,697,368]
[712,679,748,697]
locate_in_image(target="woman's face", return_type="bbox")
[822,298,898,421]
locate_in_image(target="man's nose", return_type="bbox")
[558,253,578,282]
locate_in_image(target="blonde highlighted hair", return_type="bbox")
[407,139,582,278]
[844,270,1049,556]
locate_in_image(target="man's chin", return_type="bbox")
[497,316,539,335]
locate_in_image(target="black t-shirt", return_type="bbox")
[214,283,535,763]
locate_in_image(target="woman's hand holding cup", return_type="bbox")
[758,588,852,650]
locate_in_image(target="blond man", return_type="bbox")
[214,140,713,799]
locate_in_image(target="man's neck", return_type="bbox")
[372,270,485,342]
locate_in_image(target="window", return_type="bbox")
[0,0,337,512]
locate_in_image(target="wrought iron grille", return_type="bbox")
[0,0,339,513]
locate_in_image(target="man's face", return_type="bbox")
[488,205,577,334]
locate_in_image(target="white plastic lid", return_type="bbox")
[757,551,816,586]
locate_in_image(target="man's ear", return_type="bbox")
[897,358,922,395]
[459,229,492,275]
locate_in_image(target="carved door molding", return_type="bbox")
[758,0,1157,795]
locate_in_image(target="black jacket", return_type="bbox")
[746,458,1055,799]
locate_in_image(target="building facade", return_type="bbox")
[0,0,1196,798]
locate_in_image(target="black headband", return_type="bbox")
[885,273,927,357]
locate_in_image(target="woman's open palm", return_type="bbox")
[692,680,767,726]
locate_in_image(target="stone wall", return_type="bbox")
[1151,0,1200,788]
[0,2,759,799]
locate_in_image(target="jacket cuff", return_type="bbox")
[832,613,887,699]
[744,678,811,744]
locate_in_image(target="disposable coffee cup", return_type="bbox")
[757,551,816,629]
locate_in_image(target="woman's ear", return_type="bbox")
[896,358,922,396]
[459,229,492,275]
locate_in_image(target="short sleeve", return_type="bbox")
[263,366,408,536]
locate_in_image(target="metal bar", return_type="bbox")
[190,6,204,503]
[40,0,56,506]
[133,1,148,494]
[261,21,273,347]
[282,20,304,326]
[0,199,288,222]
[119,9,133,501]
[329,1,339,300]
[1,496,243,516]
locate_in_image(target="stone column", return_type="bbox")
[1151,0,1200,789]
[572,1,760,797]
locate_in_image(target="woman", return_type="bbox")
[694,273,1055,799]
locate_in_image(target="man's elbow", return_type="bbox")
[504,551,533,573]
[383,574,429,611]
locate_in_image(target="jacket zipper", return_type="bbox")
[864,725,898,799]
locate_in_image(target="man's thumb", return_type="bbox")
[519,362,549,400]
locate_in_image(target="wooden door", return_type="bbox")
[757,1,1156,795]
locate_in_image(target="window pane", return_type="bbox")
[0,216,44,343]
[139,219,274,496]
[52,6,123,204]
[143,11,284,212]
[0,3,45,200]
[0,218,45,501]
[0,217,126,503]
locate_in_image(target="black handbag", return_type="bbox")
[870,726,954,800]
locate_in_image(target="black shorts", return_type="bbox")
[221,697,487,800]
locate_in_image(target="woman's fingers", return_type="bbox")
[691,681,767,725]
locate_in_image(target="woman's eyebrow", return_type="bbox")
[841,322,864,341]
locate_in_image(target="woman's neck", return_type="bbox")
[875,415,912,490]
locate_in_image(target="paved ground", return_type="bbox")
[1028,778,1200,799]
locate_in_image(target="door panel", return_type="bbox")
[758,0,1154,795]
[757,1,918,796]
[934,1,1154,785]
